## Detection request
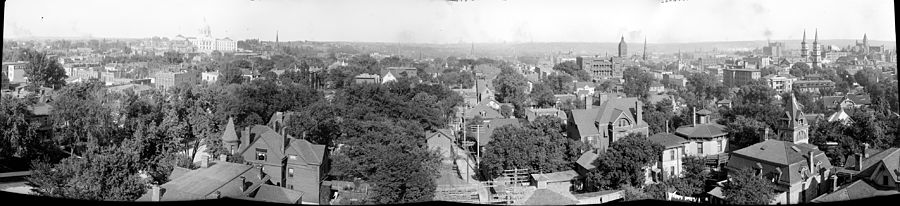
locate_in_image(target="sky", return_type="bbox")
[3,0,896,43]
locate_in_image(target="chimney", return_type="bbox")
[151,184,161,201]
[692,107,697,127]
[219,154,227,162]
[239,176,247,192]
[763,128,769,142]
[830,175,839,192]
[808,151,815,173]
[258,165,265,180]
[863,143,870,158]
[201,155,210,168]
[585,96,593,109]
[635,100,643,124]
[857,153,864,171]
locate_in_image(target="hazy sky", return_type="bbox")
[3,0,896,43]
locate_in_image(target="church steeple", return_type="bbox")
[642,37,647,60]
[800,29,808,58]
[812,29,820,68]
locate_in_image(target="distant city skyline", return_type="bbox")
[3,0,896,43]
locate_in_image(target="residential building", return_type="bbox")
[381,67,418,83]
[136,160,305,204]
[220,112,329,204]
[201,71,219,84]
[649,82,665,94]
[354,73,381,84]
[648,133,688,180]
[524,107,568,124]
[574,82,596,98]
[811,179,899,202]
[3,61,28,83]
[793,79,835,94]
[726,139,834,204]
[827,107,852,125]
[776,94,810,144]
[674,109,728,159]
[822,93,872,110]
[463,101,503,120]
[723,68,761,87]
[834,147,900,191]
[567,97,650,151]
[763,74,798,93]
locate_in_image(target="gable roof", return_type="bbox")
[137,162,267,201]
[811,179,900,202]
[477,118,523,144]
[523,189,579,205]
[868,148,900,182]
[577,151,601,171]
[729,140,833,185]
[463,102,503,119]
[648,133,689,148]
[284,137,325,166]
[237,184,304,204]
[569,108,602,137]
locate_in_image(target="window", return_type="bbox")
[255,148,267,161]
[288,184,293,190]
[288,168,294,178]
[670,166,675,177]
[288,155,297,160]
[669,150,675,161]
[717,140,723,153]
[884,176,889,186]
[698,143,704,155]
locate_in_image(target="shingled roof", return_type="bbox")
[221,117,239,143]
[674,123,727,139]
[811,179,899,202]
[648,133,689,148]
[728,140,833,185]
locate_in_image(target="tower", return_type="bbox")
[276,30,279,43]
[779,93,809,144]
[800,30,808,59]
[642,37,647,61]
[811,29,820,68]
[618,36,627,58]
[862,33,869,54]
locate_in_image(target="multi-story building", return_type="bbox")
[793,79,835,94]
[3,61,29,83]
[201,71,219,84]
[763,74,798,93]
[354,73,381,84]
[726,139,833,204]
[153,71,199,91]
[649,133,688,180]
[723,68,761,87]
[764,42,785,57]
[221,112,328,204]
[576,56,621,82]
[567,97,649,151]
[674,109,728,159]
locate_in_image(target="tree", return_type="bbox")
[722,167,776,205]
[51,80,119,156]
[218,64,244,85]
[528,83,556,108]
[20,49,67,90]
[553,61,591,82]
[543,73,574,94]
[584,133,664,191]
[27,140,148,201]
[500,104,513,118]
[479,116,584,180]
[492,68,529,104]
[623,67,653,100]
[790,62,812,77]
[666,156,708,197]
[687,72,726,101]
[724,116,768,151]
[0,96,46,160]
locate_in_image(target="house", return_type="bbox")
[822,93,872,110]
[471,118,523,147]
[427,129,457,165]
[649,81,665,94]
[381,67,418,83]
[762,74,798,93]
[567,97,649,151]
[574,82,596,98]
[220,112,328,204]
[834,147,900,190]
[322,180,373,205]
[827,107,853,125]
[803,113,825,126]
[810,179,899,202]
[725,139,834,204]
[136,159,305,204]
[525,108,568,124]
[674,109,728,159]
[648,133,689,180]
[354,73,381,84]
[475,79,495,103]
[201,71,219,83]
[716,99,733,109]
[462,101,503,120]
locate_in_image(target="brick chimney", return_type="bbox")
[151,184,161,201]
[692,107,697,127]
[857,153,864,171]
[201,155,210,168]
[635,100,642,124]
[258,165,265,180]
[808,151,815,174]
[830,175,839,192]
[585,96,593,109]
[863,143,870,158]
[239,176,247,192]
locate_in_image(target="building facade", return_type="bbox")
[723,68,761,87]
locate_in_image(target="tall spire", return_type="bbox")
[800,29,809,58]
[863,33,868,45]
[813,28,818,43]
[618,36,627,58]
[276,30,279,43]
[642,37,647,61]
[802,29,807,43]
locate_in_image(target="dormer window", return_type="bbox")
[256,148,267,161]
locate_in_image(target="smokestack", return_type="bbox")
[151,184,161,201]
[201,155,210,168]
[239,176,247,192]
